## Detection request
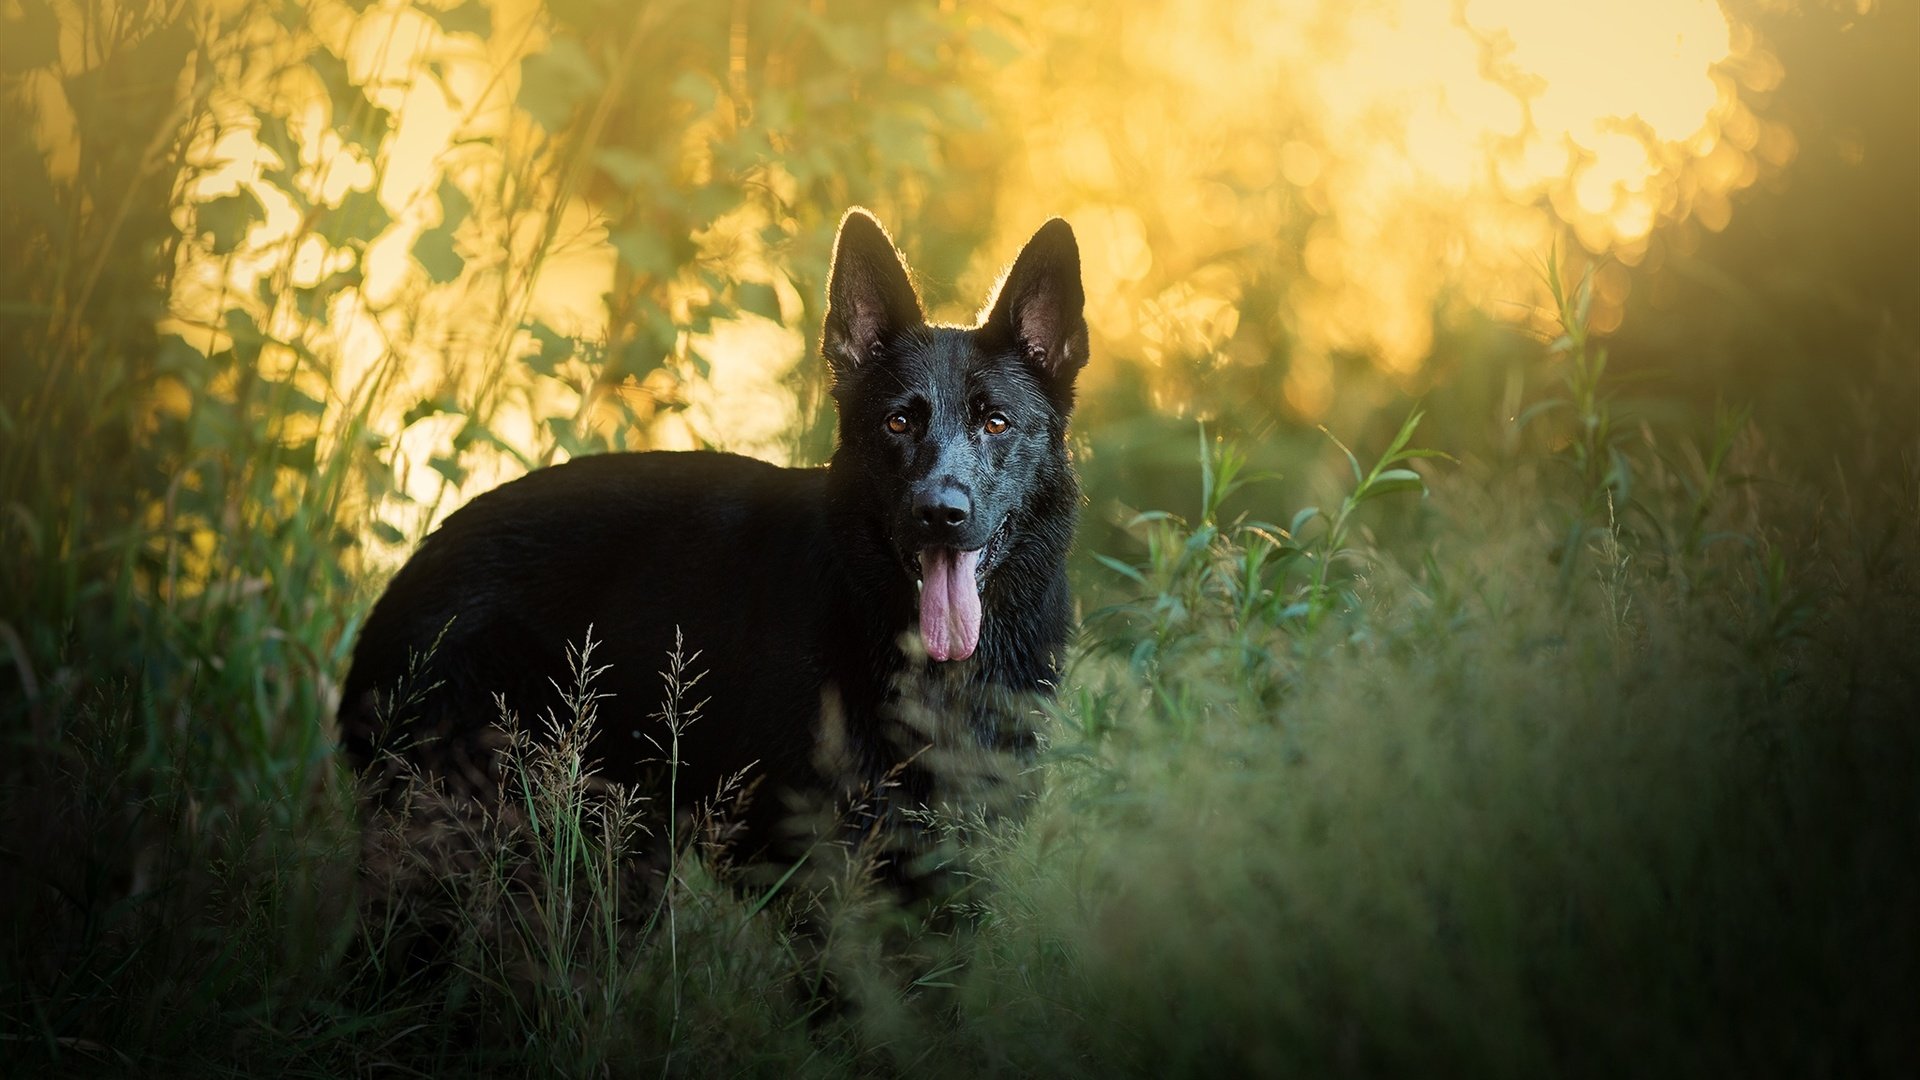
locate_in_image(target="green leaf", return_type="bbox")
[412,228,463,283]
[517,37,603,131]
[1357,468,1425,501]
[736,281,782,322]
[611,333,670,382]
[275,380,327,417]
[1127,637,1156,675]
[687,347,712,380]
[434,176,472,232]
[294,267,362,321]
[316,187,392,249]
[307,48,391,150]
[412,177,471,282]
[156,335,211,384]
[1375,407,1425,470]
[1289,506,1320,537]
[544,415,582,453]
[280,438,319,472]
[371,520,406,544]
[198,189,266,255]
[404,395,459,426]
[522,322,575,376]
[426,0,491,38]
[452,418,485,452]
[610,228,676,278]
[1181,525,1217,562]
[735,849,812,928]
[224,309,266,364]
[253,113,311,214]
[1092,553,1147,586]
[429,454,469,486]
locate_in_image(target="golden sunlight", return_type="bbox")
[984,0,1776,402]
[155,0,1783,548]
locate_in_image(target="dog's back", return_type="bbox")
[342,452,825,772]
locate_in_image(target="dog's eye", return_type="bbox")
[983,412,1010,435]
[885,413,910,435]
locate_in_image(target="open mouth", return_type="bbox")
[911,519,1011,663]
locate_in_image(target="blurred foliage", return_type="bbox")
[0,0,1008,796]
[1614,1,1920,436]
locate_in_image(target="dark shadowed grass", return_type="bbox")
[983,459,1920,1078]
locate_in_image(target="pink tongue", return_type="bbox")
[919,547,982,661]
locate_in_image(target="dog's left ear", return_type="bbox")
[983,218,1088,400]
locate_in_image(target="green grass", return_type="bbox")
[6,347,1918,1075]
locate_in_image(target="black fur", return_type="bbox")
[339,209,1088,884]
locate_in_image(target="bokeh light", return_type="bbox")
[130,0,1787,548]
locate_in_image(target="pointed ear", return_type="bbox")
[983,218,1089,393]
[821,208,922,377]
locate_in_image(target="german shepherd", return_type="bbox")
[339,209,1087,887]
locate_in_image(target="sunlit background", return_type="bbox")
[6,0,1881,569]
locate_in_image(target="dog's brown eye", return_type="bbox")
[886,413,910,435]
[984,412,1009,435]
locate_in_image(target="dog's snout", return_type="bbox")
[913,485,972,535]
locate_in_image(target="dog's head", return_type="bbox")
[821,208,1088,662]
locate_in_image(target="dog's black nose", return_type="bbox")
[914,486,971,534]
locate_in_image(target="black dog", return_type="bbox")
[339,209,1088,886]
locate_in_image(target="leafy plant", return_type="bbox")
[1520,248,1640,588]
[1086,410,1448,731]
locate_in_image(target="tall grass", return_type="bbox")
[8,326,1917,1073]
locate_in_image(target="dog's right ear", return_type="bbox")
[822,208,922,378]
